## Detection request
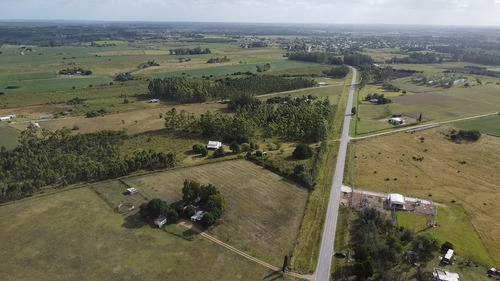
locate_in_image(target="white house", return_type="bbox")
[191,210,206,221]
[154,217,167,228]
[433,268,460,281]
[149,99,160,103]
[388,193,405,210]
[207,141,222,150]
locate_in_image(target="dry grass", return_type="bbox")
[126,160,309,266]
[0,187,275,281]
[351,125,500,266]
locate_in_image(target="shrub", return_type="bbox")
[293,144,313,160]
[241,143,251,152]
[192,143,206,154]
[255,150,263,157]
[267,143,277,151]
[213,147,226,158]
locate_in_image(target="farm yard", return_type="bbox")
[124,159,310,266]
[0,187,282,281]
[347,125,500,266]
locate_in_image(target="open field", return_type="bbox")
[349,125,500,266]
[397,203,491,266]
[0,76,112,94]
[0,125,20,150]
[0,187,280,281]
[455,115,500,135]
[125,160,309,266]
[352,81,500,136]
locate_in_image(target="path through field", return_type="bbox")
[178,219,314,281]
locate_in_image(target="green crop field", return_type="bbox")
[148,60,318,78]
[348,125,500,266]
[0,76,112,94]
[0,126,20,150]
[0,187,277,281]
[455,115,500,135]
[125,160,309,266]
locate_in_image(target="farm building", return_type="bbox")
[442,249,454,264]
[126,188,138,195]
[207,141,222,150]
[388,193,405,210]
[149,99,160,103]
[433,268,460,281]
[154,217,167,228]
[388,117,403,125]
[28,122,41,129]
[191,210,206,221]
[318,82,327,86]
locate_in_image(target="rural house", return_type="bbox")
[154,217,167,228]
[191,210,206,221]
[207,141,222,150]
[433,268,460,281]
[388,193,405,210]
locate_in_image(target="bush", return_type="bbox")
[293,144,313,160]
[255,150,263,157]
[241,143,251,152]
[267,143,277,151]
[213,147,226,158]
[193,143,206,154]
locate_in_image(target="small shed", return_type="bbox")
[388,193,405,210]
[207,141,222,150]
[126,188,138,195]
[154,217,167,228]
[442,249,454,264]
[388,117,403,125]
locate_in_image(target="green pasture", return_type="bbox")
[240,58,281,64]
[397,203,493,266]
[148,60,319,78]
[0,126,20,150]
[0,187,272,281]
[0,72,57,81]
[455,115,500,135]
[0,76,112,94]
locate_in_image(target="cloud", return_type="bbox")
[1,0,500,26]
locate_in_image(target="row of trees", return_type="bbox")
[323,65,349,78]
[169,47,211,55]
[207,56,230,63]
[287,51,343,65]
[164,98,334,143]
[59,68,92,75]
[148,76,316,104]
[0,129,176,201]
[364,93,392,104]
[386,52,444,64]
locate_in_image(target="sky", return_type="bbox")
[2,0,500,26]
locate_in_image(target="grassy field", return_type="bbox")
[351,80,500,136]
[455,115,500,135]
[397,203,491,266]
[125,160,309,266]
[0,187,279,281]
[0,125,20,150]
[350,125,500,266]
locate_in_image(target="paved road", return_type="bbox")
[315,67,357,281]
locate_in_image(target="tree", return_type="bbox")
[183,205,196,218]
[418,112,422,123]
[167,209,179,223]
[412,232,440,260]
[208,193,226,210]
[293,144,313,160]
[282,255,289,272]
[146,198,169,218]
[201,212,216,228]
[199,184,218,202]
[213,147,226,158]
[229,140,241,153]
[351,107,357,115]
[182,180,200,202]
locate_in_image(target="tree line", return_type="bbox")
[169,47,211,55]
[287,52,374,67]
[0,129,175,202]
[148,75,316,104]
[386,52,444,64]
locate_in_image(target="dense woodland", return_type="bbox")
[0,129,175,201]
[164,98,334,143]
[287,51,343,65]
[169,47,211,55]
[148,76,316,103]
